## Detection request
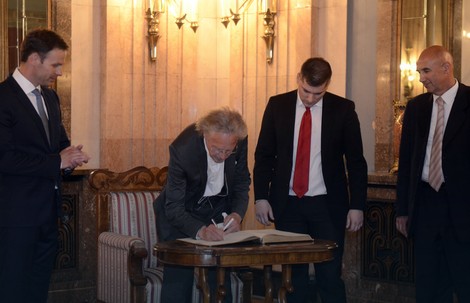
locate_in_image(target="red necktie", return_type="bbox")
[293,107,311,198]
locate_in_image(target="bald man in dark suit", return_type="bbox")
[396,45,470,303]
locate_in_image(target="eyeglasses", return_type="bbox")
[210,145,238,157]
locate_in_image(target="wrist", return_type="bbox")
[195,226,205,240]
[230,212,242,224]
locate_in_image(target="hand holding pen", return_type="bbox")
[219,212,242,233]
[200,223,224,241]
[223,218,234,231]
[201,212,241,241]
[211,217,232,231]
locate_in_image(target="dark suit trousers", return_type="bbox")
[275,195,346,303]
[161,264,232,303]
[413,182,470,303]
[0,221,58,303]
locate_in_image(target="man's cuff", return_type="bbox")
[195,226,204,240]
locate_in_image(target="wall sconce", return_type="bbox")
[145,1,165,62]
[220,0,253,27]
[464,30,470,39]
[399,48,417,100]
[220,0,277,64]
[259,0,277,64]
[154,0,277,63]
[168,0,199,32]
[261,8,275,64]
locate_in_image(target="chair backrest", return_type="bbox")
[89,166,167,268]
[110,191,160,268]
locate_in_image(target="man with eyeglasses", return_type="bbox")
[154,107,250,303]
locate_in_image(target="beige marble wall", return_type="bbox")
[71,0,101,168]
[374,0,398,172]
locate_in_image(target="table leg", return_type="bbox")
[263,265,273,303]
[278,264,294,303]
[216,267,227,303]
[197,267,211,303]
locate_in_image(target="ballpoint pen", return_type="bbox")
[223,218,234,231]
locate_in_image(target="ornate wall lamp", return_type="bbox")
[261,8,276,64]
[219,0,277,63]
[168,0,199,32]
[219,0,252,27]
[399,48,417,100]
[145,1,165,61]
[146,0,277,63]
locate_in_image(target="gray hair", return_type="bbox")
[196,107,247,139]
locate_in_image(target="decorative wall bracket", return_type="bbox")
[261,8,276,64]
[175,13,199,32]
[145,8,161,61]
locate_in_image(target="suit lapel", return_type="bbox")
[197,136,208,189]
[285,91,297,157]
[8,77,51,147]
[417,95,433,138]
[443,84,470,148]
[320,93,334,152]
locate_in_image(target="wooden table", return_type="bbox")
[154,239,337,303]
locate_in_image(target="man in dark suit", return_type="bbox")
[154,107,250,303]
[0,29,90,303]
[254,57,368,303]
[396,45,470,303]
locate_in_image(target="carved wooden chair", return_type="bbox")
[89,166,244,303]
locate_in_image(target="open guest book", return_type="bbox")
[178,229,314,246]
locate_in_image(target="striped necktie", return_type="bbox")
[428,97,444,191]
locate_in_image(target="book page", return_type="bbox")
[250,229,313,244]
[177,231,259,246]
[177,229,313,246]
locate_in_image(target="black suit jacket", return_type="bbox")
[254,90,368,229]
[154,124,251,241]
[0,76,70,227]
[396,83,470,242]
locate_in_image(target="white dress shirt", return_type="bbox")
[203,138,225,196]
[289,94,327,197]
[12,68,49,118]
[421,80,458,182]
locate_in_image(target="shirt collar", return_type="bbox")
[434,79,458,104]
[12,68,40,95]
[203,137,224,167]
[296,91,323,109]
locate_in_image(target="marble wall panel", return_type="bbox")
[374,0,398,172]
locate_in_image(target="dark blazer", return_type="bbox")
[154,124,251,241]
[396,83,470,242]
[0,76,70,227]
[253,90,368,229]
